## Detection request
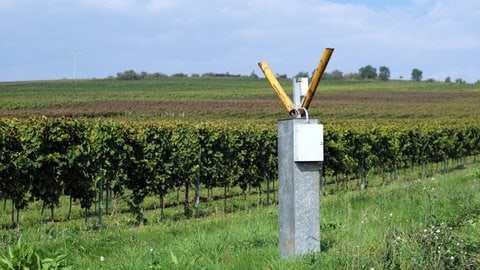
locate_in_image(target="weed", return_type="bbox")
[0,239,72,269]
[381,172,480,269]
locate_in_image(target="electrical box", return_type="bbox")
[294,123,323,162]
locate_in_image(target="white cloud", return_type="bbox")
[146,0,182,13]
[77,0,135,11]
[1,0,478,82]
[0,0,15,9]
[76,0,182,13]
[235,27,264,39]
[305,0,480,52]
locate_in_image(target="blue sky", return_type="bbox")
[0,0,479,82]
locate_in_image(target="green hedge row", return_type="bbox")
[1,117,479,225]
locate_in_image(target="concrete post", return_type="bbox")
[278,118,322,258]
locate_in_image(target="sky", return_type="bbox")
[0,0,479,83]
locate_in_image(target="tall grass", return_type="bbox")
[320,163,480,269]
[1,163,479,269]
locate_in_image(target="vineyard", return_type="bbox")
[1,116,479,226]
[1,77,480,268]
[1,78,480,225]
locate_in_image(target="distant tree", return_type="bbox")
[117,70,141,80]
[378,66,390,81]
[343,72,359,80]
[324,69,343,80]
[171,73,188,77]
[411,68,423,81]
[200,72,241,77]
[201,72,215,77]
[294,71,309,79]
[249,70,258,78]
[191,73,200,77]
[358,65,377,80]
[455,78,465,84]
[152,72,168,78]
[444,76,451,83]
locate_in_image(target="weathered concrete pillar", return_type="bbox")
[278,118,322,258]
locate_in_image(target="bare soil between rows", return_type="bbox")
[1,91,477,119]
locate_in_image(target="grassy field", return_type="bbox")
[1,77,479,125]
[1,77,480,269]
[1,162,479,269]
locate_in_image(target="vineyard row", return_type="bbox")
[1,117,479,225]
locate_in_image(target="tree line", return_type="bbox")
[113,67,471,84]
[303,66,423,82]
[113,70,255,81]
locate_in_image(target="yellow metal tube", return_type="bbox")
[258,61,297,116]
[301,48,334,112]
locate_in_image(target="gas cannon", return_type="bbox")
[258,48,334,258]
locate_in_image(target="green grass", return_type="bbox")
[1,77,479,110]
[1,77,480,268]
[318,79,480,92]
[0,77,273,109]
[2,163,479,269]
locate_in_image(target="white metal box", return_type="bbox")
[294,124,324,162]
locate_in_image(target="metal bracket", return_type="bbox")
[258,48,334,118]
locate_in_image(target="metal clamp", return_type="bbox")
[294,107,309,122]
